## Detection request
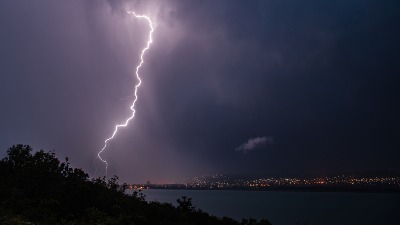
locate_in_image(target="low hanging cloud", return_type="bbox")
[235,136,273,154]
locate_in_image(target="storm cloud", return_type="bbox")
[1,0,399,182]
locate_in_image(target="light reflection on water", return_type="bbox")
[126,189,400,225]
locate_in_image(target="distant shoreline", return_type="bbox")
[128,186,400,194]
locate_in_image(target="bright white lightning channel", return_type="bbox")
[97,11,154,174]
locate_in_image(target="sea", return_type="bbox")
[126,189,400,225]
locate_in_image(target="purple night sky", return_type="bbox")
[1,0,399,183]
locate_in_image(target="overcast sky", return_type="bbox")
[1,0,399,183]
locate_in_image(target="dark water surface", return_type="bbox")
[127,189,400,225]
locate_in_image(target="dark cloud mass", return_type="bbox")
[1,0,399,183]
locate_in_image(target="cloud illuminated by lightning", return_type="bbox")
[96,11,154,174]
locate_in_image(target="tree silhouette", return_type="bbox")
[177,196,196,213]
[0,144,274,225]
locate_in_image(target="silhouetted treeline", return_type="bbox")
[0,145,273,225]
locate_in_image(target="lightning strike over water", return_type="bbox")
[96,11,154,175]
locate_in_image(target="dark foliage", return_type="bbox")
[0,145,273,225]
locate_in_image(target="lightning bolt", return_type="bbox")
[96,11,154,174]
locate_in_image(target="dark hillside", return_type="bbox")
[0,145,272,225]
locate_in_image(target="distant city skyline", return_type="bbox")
[127,172,400,193]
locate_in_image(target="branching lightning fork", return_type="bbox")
[96,11,154,174]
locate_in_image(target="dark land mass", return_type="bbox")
[0,145,273,225]
[141,185,400,193]
[131,172,400,193]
